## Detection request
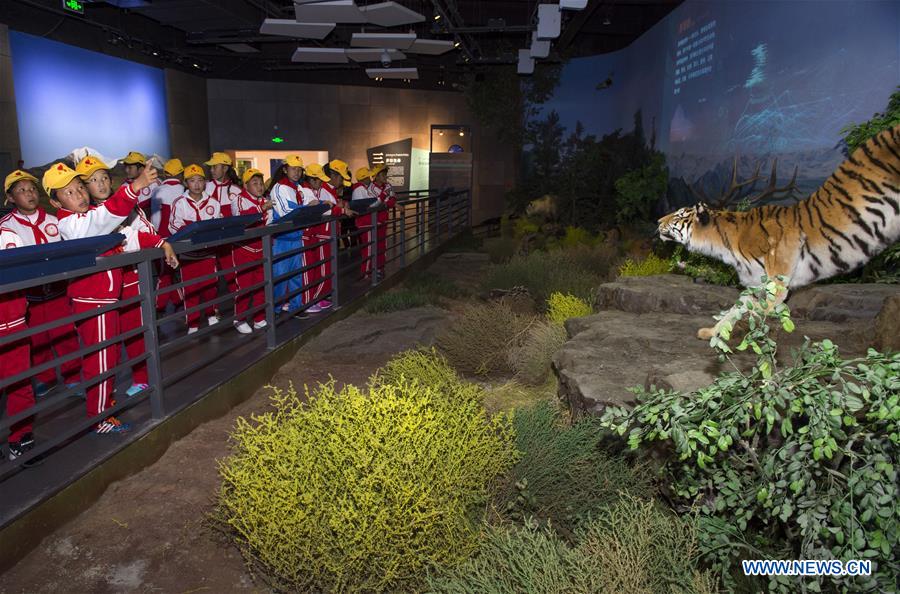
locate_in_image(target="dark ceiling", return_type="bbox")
[3,0,682,90]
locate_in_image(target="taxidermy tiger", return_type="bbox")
[658,125,900,340]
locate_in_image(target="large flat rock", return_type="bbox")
[555,276,891,418]
[304,306,450,355]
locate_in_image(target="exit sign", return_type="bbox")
[63,0,84,14]
[271,137,285,144]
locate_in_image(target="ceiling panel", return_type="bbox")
[291,47,350,63]
[293,0,367,24]
[346,48,407,63]
[260,18,336,41]
[360,2,426,27]
[351,33,417,49]
[406,39,455,55]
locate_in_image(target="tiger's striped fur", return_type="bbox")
[657,124,900,339]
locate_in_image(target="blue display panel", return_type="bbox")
[534,0,900,188]
[9,31,170,167]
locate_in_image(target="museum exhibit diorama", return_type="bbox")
[0,0,897,592]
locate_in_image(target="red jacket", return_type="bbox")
[0,227,26,331]
[234,189,268,253]
[57,182,140,304]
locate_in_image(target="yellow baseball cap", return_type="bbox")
[283,154,304,168]
[355,167,371,181]
[163,158,184,176]
[183,164,206,180]
[75,155,111,179]
[122,151,146,165]
[328,159,351,186]
[4,170,39,193]
[305,163,330,182]
[205,152,232,167]
[368,163,387,178]
[42,162,81,196]
[242,168,264,185]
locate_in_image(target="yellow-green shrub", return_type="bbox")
[546,292,593,325]
[617,253,671,277]
[370,348,468,396]
[559,226,598,250]
[216,380,516,593]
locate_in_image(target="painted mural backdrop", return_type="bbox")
[535,0,900,204]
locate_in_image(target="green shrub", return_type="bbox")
[614,153,668,226]
[484,249,604,304]
[513,216,541,238]
[840,86,900,154]
[429,496,716,594]
[365,287,430,313]
[216,380,516,593]
[617,253,672,277]
[601,281,900,592]
[558,226,598,250]
[546,292,593,325]
[668,244,739,286]
[497,401,656,538]
[370,348,467,396]
[483,236,519,264]
[508,321,568,385]
[405,271,468,300]
[436,302,533,376]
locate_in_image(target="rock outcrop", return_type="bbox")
[554,275,899,418]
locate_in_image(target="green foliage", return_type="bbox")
[405,271,468,300]
[840,86,900,154]
[558,226,600,249]
[483,236,519,264]
[429,495,716,594]
[668,244,740,286]
[436,302,533,376]
[618,253,672,277]
[614,153,669,226]
[364,287,430,313]
[482,378,558,414]
[513,216,541,238]
[547,292,593,325]
[498,401,656,538]
[216,379,516,593]
[600,280,900,592]
[508,321,568,385]
[484,248,607,304]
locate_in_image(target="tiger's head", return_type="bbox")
[657,203,711,245]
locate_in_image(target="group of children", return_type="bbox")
[0,151,397,463]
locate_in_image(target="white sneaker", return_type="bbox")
[208,315,220,326]
[235,321,253,334]
[281,303,290,312]
[253,320,268,330]
[306,304,322,314]
[187,327,198,335]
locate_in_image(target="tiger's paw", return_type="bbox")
[697,327,716,340]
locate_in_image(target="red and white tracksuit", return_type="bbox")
[361,181,396,275]
[117,207,166,386]
[57,183,141,418]
[232,189,269,324]
[122,178,159,218]
[0,227,35,444]
[150,178,186,308]
[207,179,241,294]
[303,183,343,305]
[169,191,222,328]
[0,209,81,386]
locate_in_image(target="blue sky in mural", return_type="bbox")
[10,31,170,167]
[534,0,899,182]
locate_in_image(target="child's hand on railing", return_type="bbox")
[161,242,179,269]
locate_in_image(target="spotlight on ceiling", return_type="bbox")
[459,129,465,137]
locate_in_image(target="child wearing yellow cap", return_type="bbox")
[120,151,159,215]
[2,170,82,397]
[366,164,397,281]
[268,155,309,316]
[0,223,38,462]
[151,158,186,311]
[231,168,272,334]
[45,161,159,435]
[169,164,222,334]
[76,155,179,398]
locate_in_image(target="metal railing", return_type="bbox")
[0,188,471,493]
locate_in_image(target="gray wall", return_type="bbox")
[0,24,22,174]
[206,79,513,223]
[165,69,210,167]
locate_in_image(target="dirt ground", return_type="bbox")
[0,253,491,594]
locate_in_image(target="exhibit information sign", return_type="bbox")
[367,138,413,194]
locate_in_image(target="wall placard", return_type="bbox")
[367,138,413,193]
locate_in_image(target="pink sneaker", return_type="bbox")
[318,300,333,310]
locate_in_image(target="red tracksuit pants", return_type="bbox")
[233,248,265,324]
[121,270,148,386]
[302,226,332,305]
[72,301,119,418]
[156,263,182,310]
[1,326,35,443]
[181,257,217,328]
[28,295,82,385]
[359,218,389,276]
